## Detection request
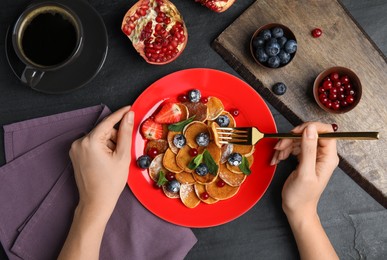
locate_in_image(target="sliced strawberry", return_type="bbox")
[141,118,163,140]
[154,103,182,124]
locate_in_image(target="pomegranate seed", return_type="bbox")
[189,148,198,156]
[147,147,159,158]
[200,192,210,200]
[311,28,323,38]
[230,109,239,117]
[217,179,226,187]
[165,172,175,181]
[331,124,338,131]
[200,97,208,103]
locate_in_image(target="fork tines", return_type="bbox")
[216,127,251,145]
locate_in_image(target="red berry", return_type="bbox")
[230,109,239,117]
[338,93,346,101]
[329,92,337,101]
[331,124,338,132]
[217,179,226,187]
[333,80,342,88]
[189,148,198,156]
[165,172,175,181]
[330,87,338,94]
[322,80,333,90]
[340,75,350,85]
[343,83,352,91]
[200,192,210,200]
[324,101,332,108]
[311,28,322,38]
[346,89,355,96]
[178,94,188,102]
[332,101,340,110]
[200,97,208,104]
[319,94,328,103]
[346,95,354,104]
[341,100,348,107]
[330,72,340,81]
[324,76,331,81]
[147,147,159,158]
[318,86,326,94]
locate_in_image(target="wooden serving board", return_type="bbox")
[212,0,387,207]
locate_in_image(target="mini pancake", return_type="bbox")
[232,144,255,157]
[180,184,201,208]
[206,142,222,164]
[206,179,240,200]
[148,153,167,182]
[220,144,233,164]
[184,122,209,148]
[194,184,218,204]
[226,155,254,174]
[207,96,224,120]
[219,111,236,127]
[162,185,180,199]
[175,171,196,184]
[183,102,208,122]
[192,170,218,185]
[176,145,195,173]
[219,163,246,187]
[176,103,189,121]
[162,148,183,173]
[145,139,168,154]
[209,122,222,148]
[167,131,181,154]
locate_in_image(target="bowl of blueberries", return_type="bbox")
[250,23,297,68]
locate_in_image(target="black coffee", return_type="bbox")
[22,12,77,66]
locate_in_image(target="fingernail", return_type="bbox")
[270,157,277,165]
[306,124,317,139]
[331,123,338,132]
[127,111,134,123]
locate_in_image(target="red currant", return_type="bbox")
[217,179,226,187]
[311,28,322,38]
[322,80,332,90]
[189,148,198,156]
[331,123,338,132]
[332,101,340,110]
[338,93,346,101]
[333,80,342,88]
[200,97,208,104]
[340,75,350,85]
[343,83,352,91]
[200,192,210,200]
[165,172,175,181]
[329,92,337,101]
[341,100,348,107]
[330,72,340,81]
[346,95,354,104]
[178,94,188,102]
[330,87,338,94]
[147,147,159,158]
[324,101,332,109]
[319,94,328,103]
[230,109,239,117]
[318,86,326,94]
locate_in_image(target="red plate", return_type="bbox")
[129,68,277,227]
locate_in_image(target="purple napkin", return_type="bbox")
[0,104,196,260]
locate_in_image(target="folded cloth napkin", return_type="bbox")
[0,104,197,260]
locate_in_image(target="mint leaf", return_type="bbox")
[156,171,168,186]
[239,156,251,175]
[188,153,203,170]
[168,116,195,132]
[203,150,218,175]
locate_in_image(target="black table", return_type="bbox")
[1,0,386,259]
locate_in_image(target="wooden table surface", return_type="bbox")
[212,0,387,207]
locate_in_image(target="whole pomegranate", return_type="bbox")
[121,0,188,65]
[195,0,235,12]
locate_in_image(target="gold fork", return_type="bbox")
[216,127,380,145]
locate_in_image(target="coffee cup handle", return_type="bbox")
[21,67,45,87]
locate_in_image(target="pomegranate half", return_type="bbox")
[121,0,188,65]
[195,0,236,13]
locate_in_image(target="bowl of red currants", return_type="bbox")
[313,67,362,113]
[250,23,297,68]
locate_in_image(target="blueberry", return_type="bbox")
[255,48,268,63]
[267,56,280,68]
[272,82,287,95]
[284,40,297,54]
[188,89,201,103]
[195,163,209,176]
[271,27,284,38]
[252,36,265,49]
[137,155,151,169]
[215,115,230,127]
[265,42,281,57]
[258,29,271,40]
[228,153,243,166]
[278,50,291,64]
[278,36,287,48]
[173,134,186,148]
[196,132,210,146]
[166,180,180,193]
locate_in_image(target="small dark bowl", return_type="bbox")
[250,23,297,69]
[313,67,362,114]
